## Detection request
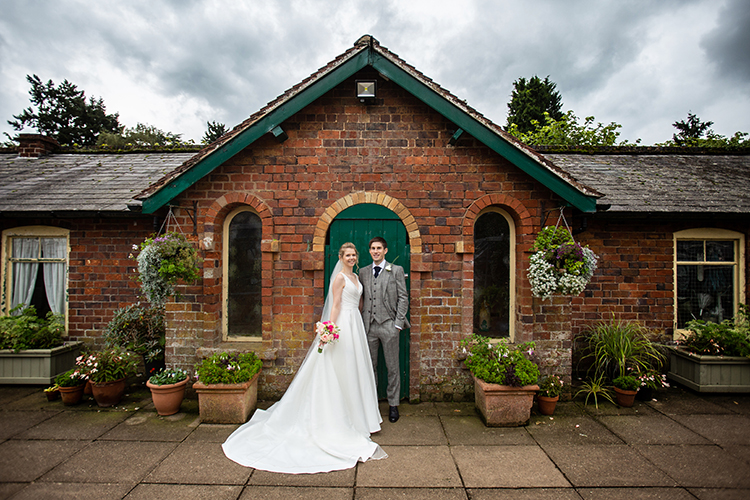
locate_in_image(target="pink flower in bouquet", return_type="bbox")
[315,321,340,353]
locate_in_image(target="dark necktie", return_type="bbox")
[373,266,381,278]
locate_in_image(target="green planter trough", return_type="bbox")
[667,346,750,393]
[0,341,83,385]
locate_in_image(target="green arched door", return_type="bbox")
[325,204,410,401]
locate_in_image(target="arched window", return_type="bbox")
[224,208,262,339]
[473,208,515,339]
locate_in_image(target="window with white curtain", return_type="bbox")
[2,227,68,318]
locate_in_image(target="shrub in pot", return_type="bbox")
[537,374,564,415]
[613,375,639,407]
[77,348,138,407]
[103,303,166,376]
[146,367,189,416]
[54,367,88,405]
[193,352,262,423]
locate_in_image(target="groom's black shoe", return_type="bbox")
[389,405,399,423]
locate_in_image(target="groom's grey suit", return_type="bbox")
[360,261,409,407]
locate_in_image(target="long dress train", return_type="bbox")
[222,273,386,473]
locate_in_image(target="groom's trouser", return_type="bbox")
[367,318,400,407]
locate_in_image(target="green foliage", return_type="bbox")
[202,120,228,144]
[538,374,564,398]
[7,74,120,146]
[658,112,750,148]
[506,75,564,134]
[195,352,262,385]
[682,304,750,357]
[55,367,88,387]
[97,122,191,149]
[103,303,165,362]
[580,318,665,380]
[148,367,188,386]
[77,348,138,383]
[575,374,615,409]
[613,375,639,391]
[135,232,201,306]
[532,226,574,252]
[507,110,639,147]
[460,333,539,386]
[0,305,64,352]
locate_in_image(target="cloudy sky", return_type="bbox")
[1,0,748,146]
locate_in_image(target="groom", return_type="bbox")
[360,236,410,423]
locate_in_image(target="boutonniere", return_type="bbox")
[385,264,392,272]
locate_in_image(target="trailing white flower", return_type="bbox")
[527,246,598,300]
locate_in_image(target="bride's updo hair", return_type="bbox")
[338,242,358,261]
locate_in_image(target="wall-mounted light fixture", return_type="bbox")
[356,79,377,103]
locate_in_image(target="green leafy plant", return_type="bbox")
[0,305,65,352]
[55,367,88,387]
[133,232,201,306]
[460,333,539,387]
[76,348,138,384]
[580,318,665,380]
[681,305,750,357]
[635,368,670,390]
[575,374,615,409]
[148,367,188,386]
[103,303,165,363]
[538,374,564,398]
[195,352,262,385]
[613,375,640,391]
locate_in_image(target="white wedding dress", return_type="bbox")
[222,272,386,473]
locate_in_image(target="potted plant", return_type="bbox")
[77,348,138,407]
[575,374,615,409]
[527,226,598,300]
[635,368,670,401]
[103,303,166,376]
[460,333,540,426]
[536,374,564,415]
[54,367,88,405]
[668,305,750,392]
[44,384,60,401]
[0,305,83,384]
[146,367,189,416]
[612,375,640,407]
[193,351,262,423]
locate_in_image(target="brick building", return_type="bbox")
[2,36,748,401]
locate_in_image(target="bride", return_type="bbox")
[222,242,386,473]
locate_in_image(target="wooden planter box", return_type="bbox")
[667,346,750,393]
[473,375,539,427]
[0,341,83,385]
[193,370,260,424]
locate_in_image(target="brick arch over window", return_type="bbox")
[311,192,422,252]
[205,192,275,242]
[462,194,534,243]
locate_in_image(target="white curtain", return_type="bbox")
[11,238,39,312]
[41,238,66,314]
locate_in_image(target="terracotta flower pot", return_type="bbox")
[473,375,539,427]
[91,378,127,407]
[147,377,188,416]
[614,386,637,407]
[193,371,261,424]
[537,395,559,415]
[58,384,85,405]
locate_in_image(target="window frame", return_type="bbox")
[673,228,745,337]
[1,226,70,329]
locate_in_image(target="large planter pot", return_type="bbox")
[147,377,188,416]
[614,387,637,407]
[0,341,83,385]
[58,384,85,405]
[667,346,750,393]
[91,378,127,407]
[473,375,539,427]
[193,371,260,424]
[537,395,559,415]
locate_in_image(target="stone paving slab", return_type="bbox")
[543,445,677,488]
[647,390,734,415]
[467,488,581,500]
[687,487,750,499]
[185,423,238,443]
[526,414,623,446]
[451,445,570,488]
[146,440,252,485]
[635,444,750,489]
[248,466,354,487]
[100,410,199,442]
[0,439,88,482]
[373,414,447,446]
[40,440,177,484]
[126,483,242,500]
[356,487,468,499]
[576,487,697,499]
[440,415,536,445]
[356,445,461,488]
[0,410,57,440]
[15,409,130,440]
[238,485,353,499]
[597,414,712,445]
[670,414,750,446]
[10,481,134,500]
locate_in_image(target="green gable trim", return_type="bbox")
[337,204,400,219]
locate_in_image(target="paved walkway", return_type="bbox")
[1,382,750,499]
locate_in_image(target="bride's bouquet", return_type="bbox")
[315,321,340,353]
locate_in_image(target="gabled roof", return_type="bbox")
[545,151,750,213]
[0,152,195,215]
[135,35,601,214]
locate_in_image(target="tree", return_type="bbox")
[97,123,191,149]
[659,112,749,148]
[506,76,564,134]
[671,112,713,145]
[507,111,639,147]
[7,74,120,147]
[202,121,229,144]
